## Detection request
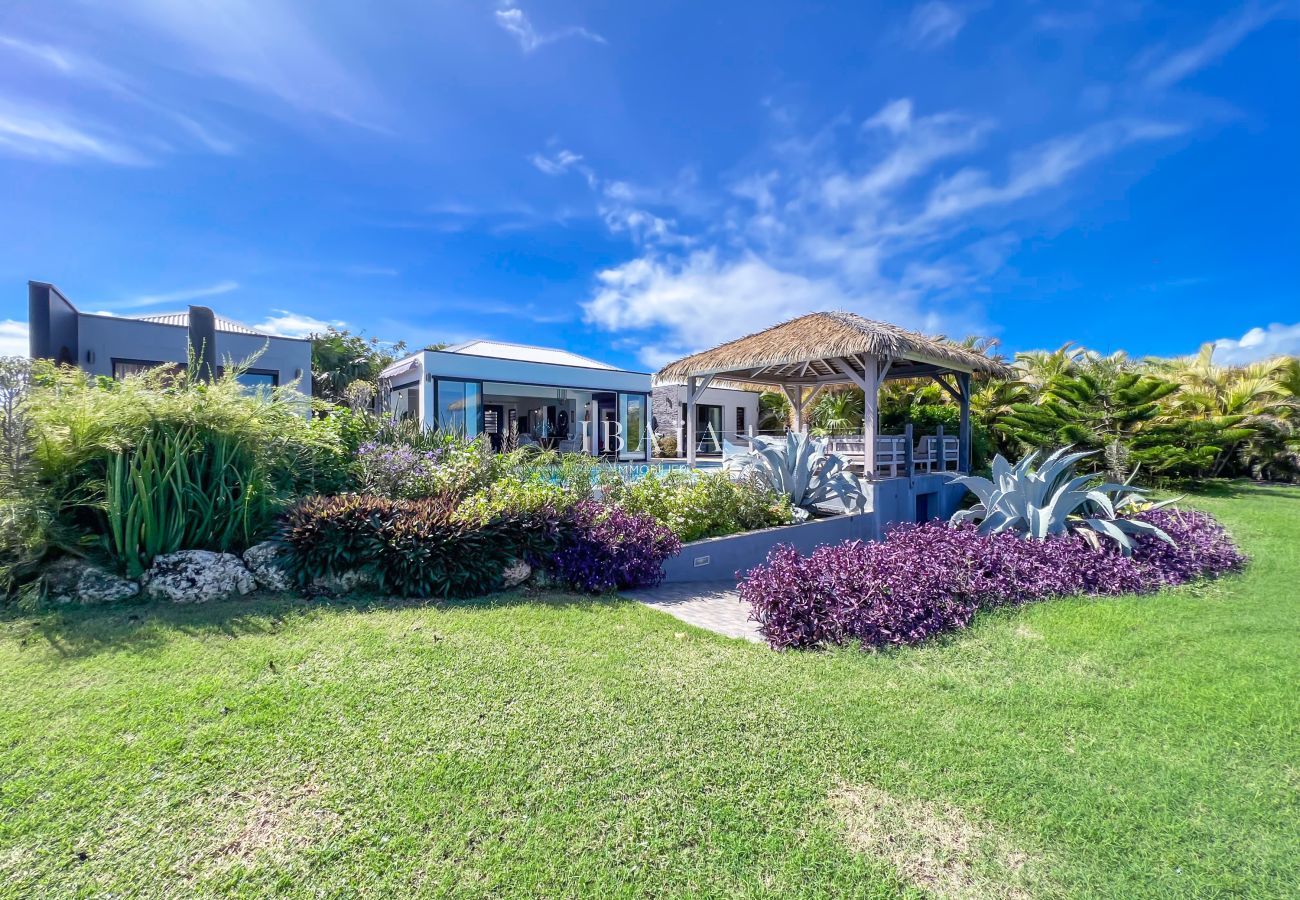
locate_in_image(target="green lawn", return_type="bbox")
[1,484,1297,898]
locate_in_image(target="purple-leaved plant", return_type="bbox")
[550,500,681,593]
[739,509,1245,651]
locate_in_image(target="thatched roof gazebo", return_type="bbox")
[655,311,1010,474]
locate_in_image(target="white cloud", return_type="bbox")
[495,3,606,53]
[585,250,974,369]
[1211,322,1300,365]
[529,148,583,175]
[0,320,29,357]
[919,118,1186,224]
[1144,3,1287,90]
[0,33,237,156]
[101,0,385,128]
[252,310,345,338]
[580,95,1189,368]
[111,280,240,310]
[0,98,149,165]
[822,99,991,206]
[906,2,965,49]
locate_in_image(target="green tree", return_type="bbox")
[309,328,407,404]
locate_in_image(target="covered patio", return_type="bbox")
[655,311,1009,477]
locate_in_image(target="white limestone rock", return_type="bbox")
[500,558,531,590]
[242,541,293,592]
[43,557,140,605]
[141,550,256,604]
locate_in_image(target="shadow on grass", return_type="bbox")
[2,587,629,661]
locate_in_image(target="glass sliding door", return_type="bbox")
[697,404,723,454]
[618,392,648,460]
[435,379,482,438]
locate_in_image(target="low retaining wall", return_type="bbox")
[660,472,971,584]
[660,512,877,583]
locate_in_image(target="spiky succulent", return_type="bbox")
[948,446,1178,553]
[723,432,866,513]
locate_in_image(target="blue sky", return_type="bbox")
[2,1,1297,370]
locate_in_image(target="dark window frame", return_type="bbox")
[111,358,187,380]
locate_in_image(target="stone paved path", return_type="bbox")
[622,581,764,643]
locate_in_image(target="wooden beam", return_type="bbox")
[861,354,879,477]
[686,376,697,468]
[931,373,963,402]
[958,372,972,473]
[830,356,870,392]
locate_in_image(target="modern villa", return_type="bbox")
[26,281,311,394]
[379,340,657,460]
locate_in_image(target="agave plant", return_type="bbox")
[948,446,1177,553]
[723,432,865,514]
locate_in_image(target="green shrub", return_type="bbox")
[280,494,567,598]
[22,361,344,575]
[602,471,792,542]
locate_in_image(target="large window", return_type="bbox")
[618,393,647,460]
[113,359,184,380]
[436,379,482,437]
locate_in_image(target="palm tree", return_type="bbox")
[1013,342,1085,393]
[757,391,792,433]
[811,388,864,436]
[1158,345,1291,476]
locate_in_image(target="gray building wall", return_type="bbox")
[28,281,311,396]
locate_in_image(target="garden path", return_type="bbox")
[622,581,763,643]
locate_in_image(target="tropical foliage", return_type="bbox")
[723,432,865,514]
[776,340,1299,483]
[309,327,407,404]
[949,447,1177,554]
[8,360,353,580]
[741,509,1244,651]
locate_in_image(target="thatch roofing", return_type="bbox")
[655,311,1009,385]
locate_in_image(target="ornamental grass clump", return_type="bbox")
[740,510,1244,651]
[550,500,681,593]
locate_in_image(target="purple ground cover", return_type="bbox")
[551,500,682,593]
[738,508,1245,650]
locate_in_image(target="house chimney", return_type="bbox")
[189,305,218,382]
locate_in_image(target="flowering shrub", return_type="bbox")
[356,435,497,502]
[739,510,1245,651]
[550,500,681,593]
[356,442,447,499]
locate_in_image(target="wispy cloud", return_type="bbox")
[580,95,1188,367]
[100,0,386,129]
[495,2,606,53]
[0,98,150,165]
[529,148,583,175]
[906,2,966,49]
[1211,321,1300,364]
[919,118,1186,224]
[1144,3,1288,89]
[109,280,241,310]
[1,32,237,156]
[252,310,345,338]
[0,320,29,357]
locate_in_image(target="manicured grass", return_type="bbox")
[1,484,1297,898]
